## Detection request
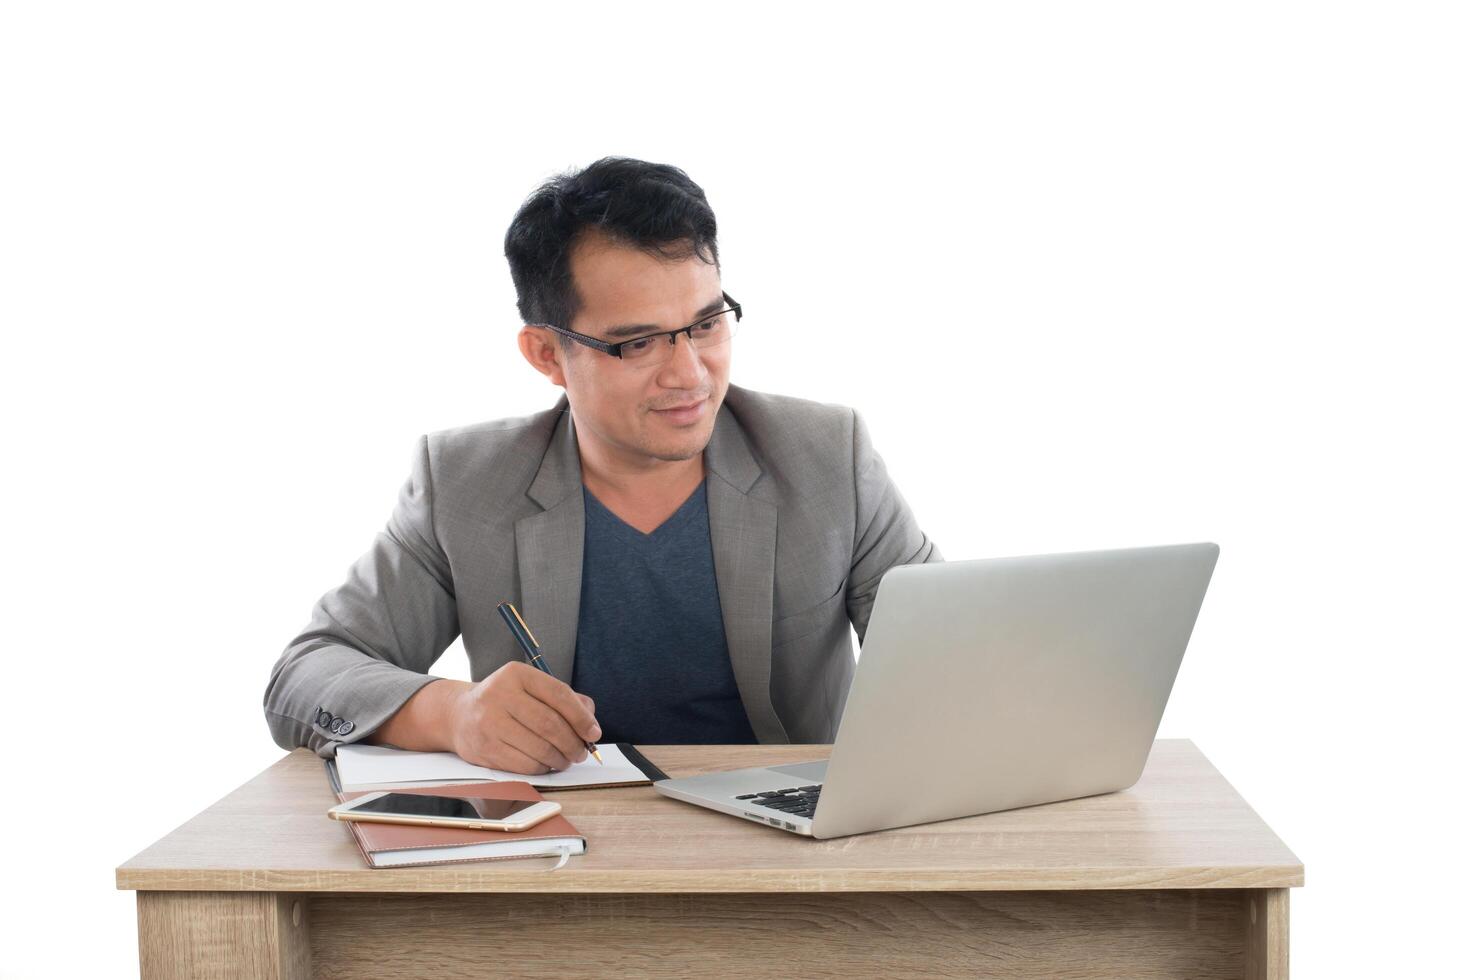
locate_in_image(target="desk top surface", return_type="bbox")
[116,739,1302,893]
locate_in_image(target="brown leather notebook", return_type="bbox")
[334,781,587,869]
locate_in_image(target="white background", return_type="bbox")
[2,2,1465,976]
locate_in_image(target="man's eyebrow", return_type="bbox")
[602,296,727,339]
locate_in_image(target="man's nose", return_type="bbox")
[659,330,708,383]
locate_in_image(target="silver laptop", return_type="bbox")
[654,542,1219,839]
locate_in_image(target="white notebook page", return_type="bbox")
[335,742,649,790]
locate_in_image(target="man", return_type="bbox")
[264,157,942,775]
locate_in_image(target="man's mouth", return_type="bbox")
[651,397,709,424]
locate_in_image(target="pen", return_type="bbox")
[496,601,604,765]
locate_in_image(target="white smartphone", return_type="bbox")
[328,791,562,832]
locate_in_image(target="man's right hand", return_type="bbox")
[444,662,602,775]
[366,665,602,776]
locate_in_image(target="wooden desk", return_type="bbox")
[117,739,1302,979]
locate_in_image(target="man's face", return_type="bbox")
[543,231,730,469]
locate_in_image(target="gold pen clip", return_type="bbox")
[506,602,540,648]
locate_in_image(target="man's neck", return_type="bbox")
[577,446,706,536]
[579,449,705,502]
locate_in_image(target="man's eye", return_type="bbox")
[691,319,717,334]
[622,337,657,355]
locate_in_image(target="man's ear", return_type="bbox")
[517,325,568,388]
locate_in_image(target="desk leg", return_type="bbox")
[136,891,311,980]
[1244,888,1289,979]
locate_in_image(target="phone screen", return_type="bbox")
[350,793,538,821]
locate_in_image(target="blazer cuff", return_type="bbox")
[299,664,442,759]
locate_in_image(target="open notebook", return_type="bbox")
[331,742,666,792]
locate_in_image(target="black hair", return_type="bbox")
[503,157,721,339]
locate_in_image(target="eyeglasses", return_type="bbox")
[540,293,743,365]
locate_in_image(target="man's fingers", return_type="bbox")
[455,718,549,775]
[507,694,589,764]
[498,712,572,772]
[487,741,551,777]
[521,668,601,741]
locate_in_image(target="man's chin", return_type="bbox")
[641,425,715,462]
[644,437,710,463]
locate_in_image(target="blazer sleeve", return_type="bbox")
[263,434,461,757]
[845,408,944,644]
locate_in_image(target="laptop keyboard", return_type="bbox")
[736,785,821,819]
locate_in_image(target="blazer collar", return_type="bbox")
[526,395,580,510]
[704,388,763,495]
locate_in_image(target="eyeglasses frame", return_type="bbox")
[536,292,742,360]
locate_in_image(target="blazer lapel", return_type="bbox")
[705,403,790,744]
[514,399,584,684]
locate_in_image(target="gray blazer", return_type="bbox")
[264,383,943,756]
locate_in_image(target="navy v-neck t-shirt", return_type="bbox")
[570,480,758,745]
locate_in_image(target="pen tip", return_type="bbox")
[592,749,604,764]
